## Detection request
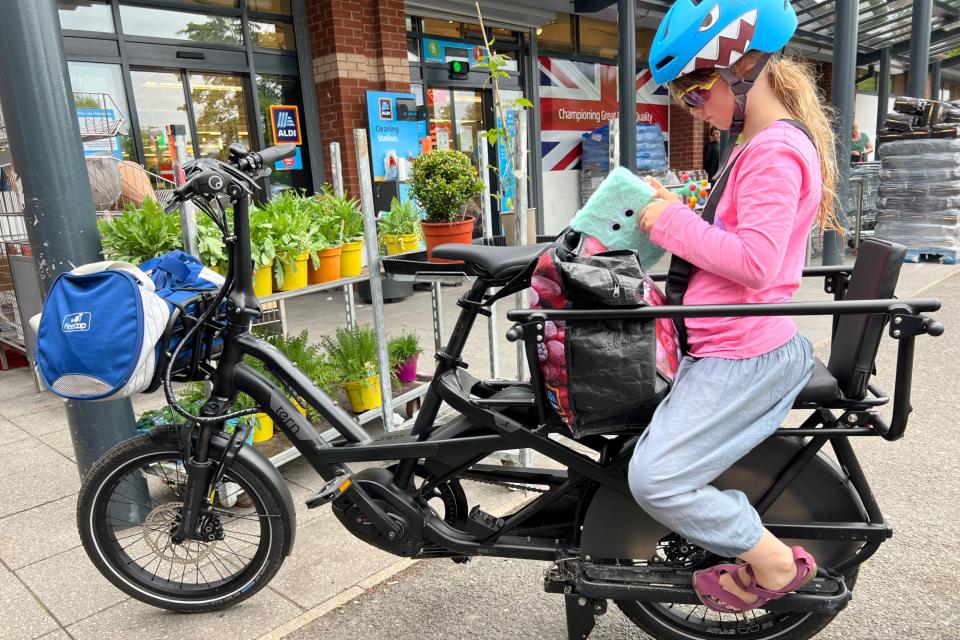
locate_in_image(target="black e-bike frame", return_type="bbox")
[181,190,942,580]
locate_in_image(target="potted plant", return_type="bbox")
[380,196,422,255]
[196,214,227,273]
[320,325,381,413]
[388,331,422,384]
[263,191,315,291]
[306,195,344,284]
[325,189,365,277]
[410,149,483,262]
[98,197,182,264]
[249,206,277,297]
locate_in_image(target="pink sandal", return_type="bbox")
[692,546,817,614]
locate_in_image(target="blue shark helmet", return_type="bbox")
[649,0,798,85]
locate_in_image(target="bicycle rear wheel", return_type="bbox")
[77,430,289,612]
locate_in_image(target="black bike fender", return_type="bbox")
[221,432,297,557]
[581,437,867,566]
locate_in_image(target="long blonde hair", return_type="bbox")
[672,53,843,234]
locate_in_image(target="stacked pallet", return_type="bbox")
[876,96,960,143]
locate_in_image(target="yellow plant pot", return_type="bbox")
[292,398,308,417]
[209,265,223,275]
[343,375,382,413]
[308,246,342,284]
[253,262,273,298]
[276,252,309,291]
[340,240,363,277]
[385,233,421,255]
[252,413,273,443]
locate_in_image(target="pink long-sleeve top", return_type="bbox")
[650,120,822,359]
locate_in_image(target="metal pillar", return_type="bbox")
[931,60,943,100]
[292,0,325,190]
[618,0,637,172]
[478,131,500,379]
[825,0,859,266]
[0,0,139,479]
[908,0,934,98]
[354,129,395,431]
[513,108,529,382]
[526,27,545,234]
[171,124,199,257]
[876,47,892,137]
[330,142,344,196]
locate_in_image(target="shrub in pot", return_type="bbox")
[320,325,381,413]
[380,196,422,255]
[388,331,422,384]
[249,206,278,297]
[305,195,344,284]
[410,149,483,262]
[325,190,365,277]
[262,191,317,291]
[98,198,182,264]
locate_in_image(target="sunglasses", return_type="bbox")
[677,72,720,108]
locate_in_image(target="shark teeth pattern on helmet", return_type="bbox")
[680,9,758,77]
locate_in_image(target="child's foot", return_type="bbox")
[693,547,817,613]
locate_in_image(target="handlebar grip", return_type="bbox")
[505,325,522,342]
[925,319,945,336]
[255,144,297,167]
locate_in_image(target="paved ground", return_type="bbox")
[0,257,956,640]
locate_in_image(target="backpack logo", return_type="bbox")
[62,312,91,332]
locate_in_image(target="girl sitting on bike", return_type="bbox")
[628,0,844,614]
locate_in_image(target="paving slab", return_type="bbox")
[0,494,80,570]
[0,438,78,519]
[0,564,59,640]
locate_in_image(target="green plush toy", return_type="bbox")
[570,167,666,266]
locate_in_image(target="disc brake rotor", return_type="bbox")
[142,502,219,565]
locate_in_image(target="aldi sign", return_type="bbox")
[269,105,302,145]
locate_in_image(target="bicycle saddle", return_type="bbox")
[431,242,551,280]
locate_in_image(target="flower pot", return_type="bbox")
[276,252,309,291]
[394,354,419,384]
[209,265,223,276]
[501,208,537,246]
[384,233,421,255]
[340,240,363,277]
[308,246,342,284]
[421,217,475,263]
[252,413,273,443]
[253,262,273,298]
[343,375,382,413]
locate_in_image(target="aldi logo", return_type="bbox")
[62,312,91,332]
[269,105,302,145]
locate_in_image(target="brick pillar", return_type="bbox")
[668,104,705,170]
[305,0,410,196]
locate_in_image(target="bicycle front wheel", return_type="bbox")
[77,430,289,612]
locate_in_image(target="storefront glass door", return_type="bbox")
[131,70,252,184]
[130,69,192,182]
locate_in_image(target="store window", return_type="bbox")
[174,0,239,7]
[68,61,135,161]
[422,18,461,38]
[407,39,420,63]
[58,1,115,33]
[637,28,655,66]
[130,70,193,181]
[578,16,619,59]
[250,19,295,50]
[537,14,573,53]
[257,75,311,194]
[189,73,251,161]
[248,0,291,14]
[119,5,244,46]
[461,23,514,42]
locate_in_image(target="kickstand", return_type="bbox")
[564,594,606,640]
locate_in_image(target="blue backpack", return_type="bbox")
[35,251,225,401]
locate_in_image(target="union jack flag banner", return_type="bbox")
[539,56,670,172]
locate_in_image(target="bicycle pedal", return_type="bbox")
[305,473,354,509]
[466,506,504,536]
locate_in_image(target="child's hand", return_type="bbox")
[639,176,681,233]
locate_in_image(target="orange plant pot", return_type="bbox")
[421,217,475,263]
[308,246,342,284]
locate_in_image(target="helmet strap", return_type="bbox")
[716,52,772,165]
